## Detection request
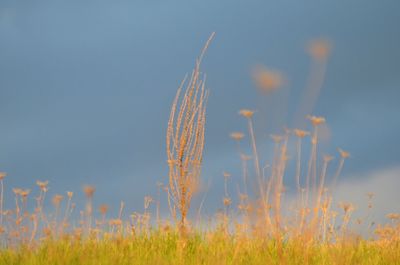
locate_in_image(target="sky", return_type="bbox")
[0,1,399,220]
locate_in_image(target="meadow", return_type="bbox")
[0,36,399,264]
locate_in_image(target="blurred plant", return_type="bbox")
[166,33,214,234]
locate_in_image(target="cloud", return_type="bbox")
[332,166,400,224]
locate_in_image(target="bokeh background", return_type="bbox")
[0,1,399,221]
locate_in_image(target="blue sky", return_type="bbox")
[0,1,399,218]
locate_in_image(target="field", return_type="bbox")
[0,36,399,265]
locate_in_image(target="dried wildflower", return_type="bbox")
[83,186,95,198]
[223,197,232,206]
[252,65,283,93]
[239,109,254,119]
[36,180,49,191]
[270,134,283,143]
[307,115,326,126]
[20,189,30,198]
[223,172,231,179]
[386,213,400,221]
[366,192,375,200]
[52,194,63,206]
[230,132,244,141]
[240,154,252,161]
[0,172,6,180]
[308,39,331,61]
[109,219,123,226]
[338,148,350,159]
[12,188,22,196]
[293,129,309,138]
[323,154,334,162]
[144,196,153,210]
[99,204,109,215]
[339,202,354,214]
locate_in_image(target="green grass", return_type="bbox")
[0,231,399,265]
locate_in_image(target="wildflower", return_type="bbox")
[240,154,252,161]
[223,172,231,179]
[144,196,153,209]
[323,154,334,162]
[270,134,283,143]
[67,191,73,198]
[386,213,400,221]
[307,115,326,126]
[339,202,354,214]
[338,148,350,159]
[239,109,254,119]
[52,194,63,206]
[223,197,232,206]
[230,132,244,141]
[0,172,6,180]
[12,188,22,196]
[99,204,109,215]
[36,180,49,191]
[293,129,309,138]
[83,186,95,198]
[252,66,283,93]
[20,189,30,198]
[308,39,331,61]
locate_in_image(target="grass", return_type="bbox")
[0,232,399,265]
[0,36,399,264]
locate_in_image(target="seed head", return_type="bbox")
[20,189,30,198]
[223,197,232,206]
[323,154,334,162]
[252,66,283,93]
[223,171,231,179]
[270,134,283,143]
[386,213,400,221]
[293,129,309,138]
[52,194,63,206]
[239,109,254,119]
[12,188,22,196]
[307,115,326,126]
[308,39,331,61]
[99,204,109,215]
[339,202,354,214]
[338,148,350,159]
[36,180,49,191]
[83,186,95,198]
[67,191,73,198]
[230,132,244,141]
[0,172,7,180]
[240,154,252,161]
